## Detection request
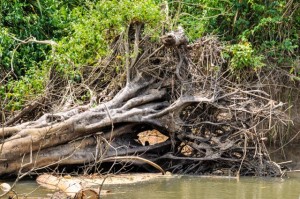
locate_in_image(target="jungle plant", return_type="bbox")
[226,40,265,72]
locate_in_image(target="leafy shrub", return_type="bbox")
[0,66,46,111]
[0,0,88,111]
[54,0,163,74]
[225,41,265,72]
[169,0,299,70]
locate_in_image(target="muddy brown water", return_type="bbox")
[6,144,300,198]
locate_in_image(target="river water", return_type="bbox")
[104,176,300,199]
[6,144,300,198]
[9,175,300,199]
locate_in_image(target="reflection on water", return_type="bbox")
[11,176,300,199]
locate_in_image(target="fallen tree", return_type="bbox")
[0,24,286,177]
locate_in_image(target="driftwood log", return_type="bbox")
[0,25,285,177]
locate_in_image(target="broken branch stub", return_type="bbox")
[160,26,188,47]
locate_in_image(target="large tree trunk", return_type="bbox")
[0,26,285,177]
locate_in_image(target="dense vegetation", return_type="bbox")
[0,0,299,116]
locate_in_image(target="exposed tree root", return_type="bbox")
[0,26,287,177]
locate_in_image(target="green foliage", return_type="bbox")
[0,0,87,110]
[169,0,299,71]
[0,0,83,74]
[225,41,265,72]
[54,0,162,74]
[0,66,46,111]
[168,0,233,40]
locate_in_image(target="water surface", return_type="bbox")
[103,176,300,199]
[11,176,300,199]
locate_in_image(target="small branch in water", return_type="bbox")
[101,156,166,175]
[276,160,292,165]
